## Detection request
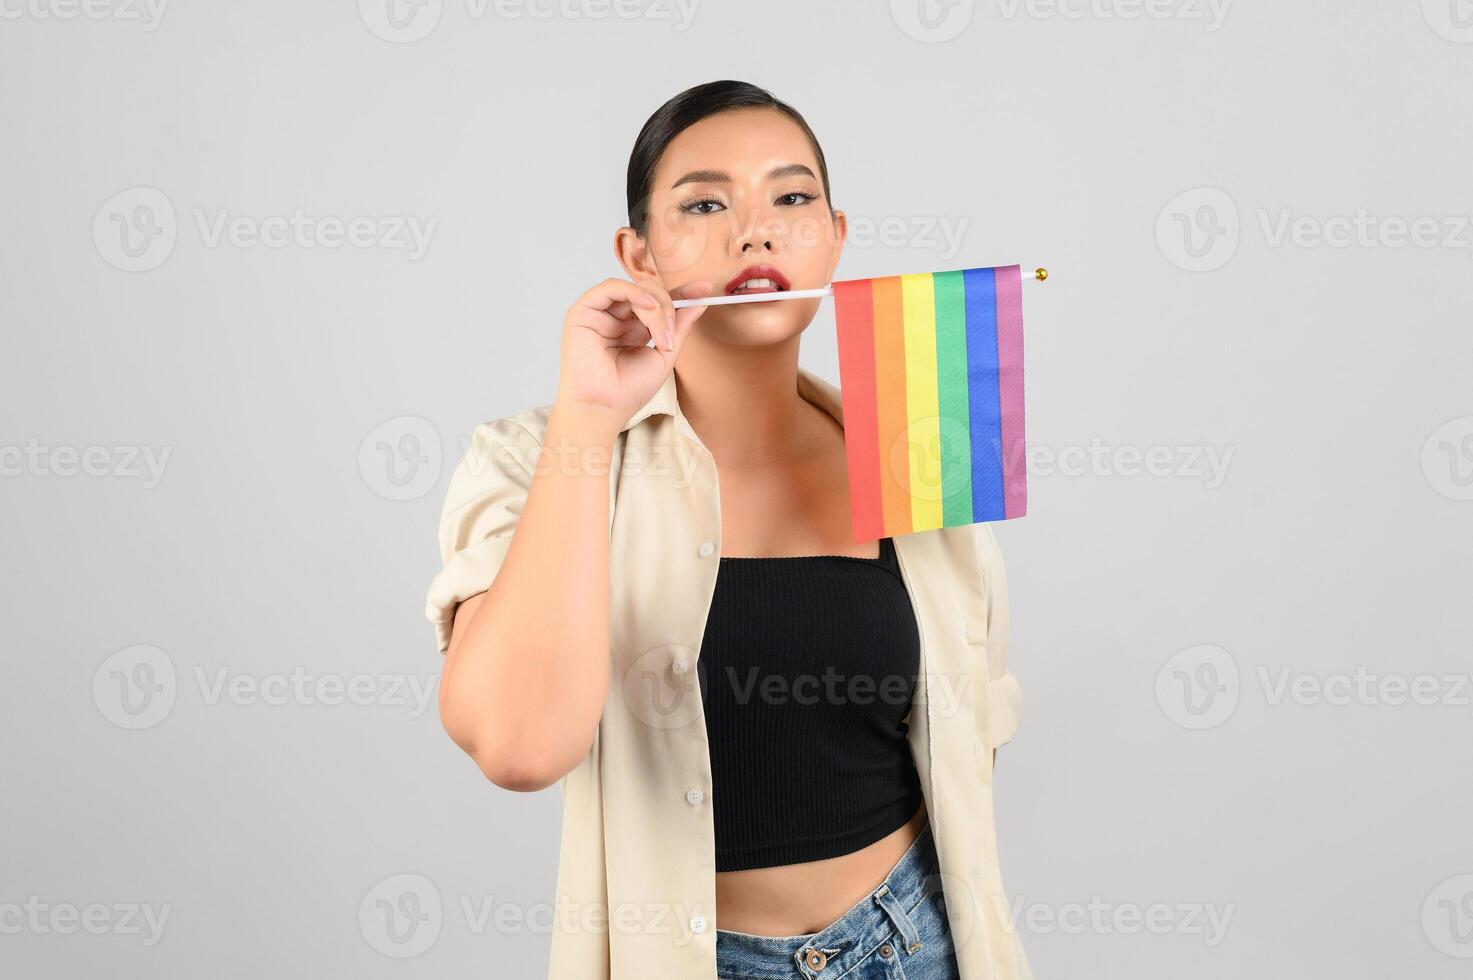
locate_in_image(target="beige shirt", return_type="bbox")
[426,365,1034,980]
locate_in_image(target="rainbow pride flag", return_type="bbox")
[833,264,1026,542]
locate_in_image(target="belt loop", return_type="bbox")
[872,883,924,955]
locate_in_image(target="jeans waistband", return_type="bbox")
[715,819,942,979]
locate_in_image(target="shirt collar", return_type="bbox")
[619,365,845,433]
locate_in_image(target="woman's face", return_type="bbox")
[619,107,847,346]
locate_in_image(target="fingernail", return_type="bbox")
[666,313,676,350]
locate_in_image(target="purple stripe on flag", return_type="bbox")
[994,265,1027,518]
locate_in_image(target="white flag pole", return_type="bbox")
[671,267,1047,309]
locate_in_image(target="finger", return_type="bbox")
[569,304,663,347]
[634,276,677,351]
[575,277,661,327]
[573,279,666,343]
[607,318,654,348]
[668,279,715,345]
[620,281,670,351]
[568,307,637,341]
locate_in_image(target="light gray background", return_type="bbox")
[2,1,1470,977]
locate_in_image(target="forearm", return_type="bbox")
[439,401,620,785]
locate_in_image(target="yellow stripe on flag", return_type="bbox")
[901,273,942,531]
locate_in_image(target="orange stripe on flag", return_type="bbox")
[871,276,911,537]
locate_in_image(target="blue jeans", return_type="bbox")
[715,820,961,979]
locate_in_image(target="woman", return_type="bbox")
[427,80,1033,979]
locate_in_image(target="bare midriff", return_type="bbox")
[713,800,927,937]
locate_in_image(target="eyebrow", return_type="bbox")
[669,163,817,190]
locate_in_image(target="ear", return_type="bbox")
[613,226,656,281]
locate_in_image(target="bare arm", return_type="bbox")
[438,402,622,792]
[432,275,712,793]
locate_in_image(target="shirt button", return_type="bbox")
[671,657,688,675]
[689,914,707,933]
[697,541,715,558]
[686,787,704,805]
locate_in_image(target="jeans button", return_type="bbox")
[802,947,828,970]
[879,942,894,958]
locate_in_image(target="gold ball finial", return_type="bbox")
[1034,267,1048,282]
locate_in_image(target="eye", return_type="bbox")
[679,196,725,215]
[777,191,818,206]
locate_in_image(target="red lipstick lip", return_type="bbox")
[724,265,791,295]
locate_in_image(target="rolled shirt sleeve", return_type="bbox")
[975,523,1023,748]
[425,415,544,655]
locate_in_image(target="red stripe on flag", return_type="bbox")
[834,278,883,541]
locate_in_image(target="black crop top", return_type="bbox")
[697,536,926,872]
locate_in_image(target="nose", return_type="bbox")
[733,208,780,255]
